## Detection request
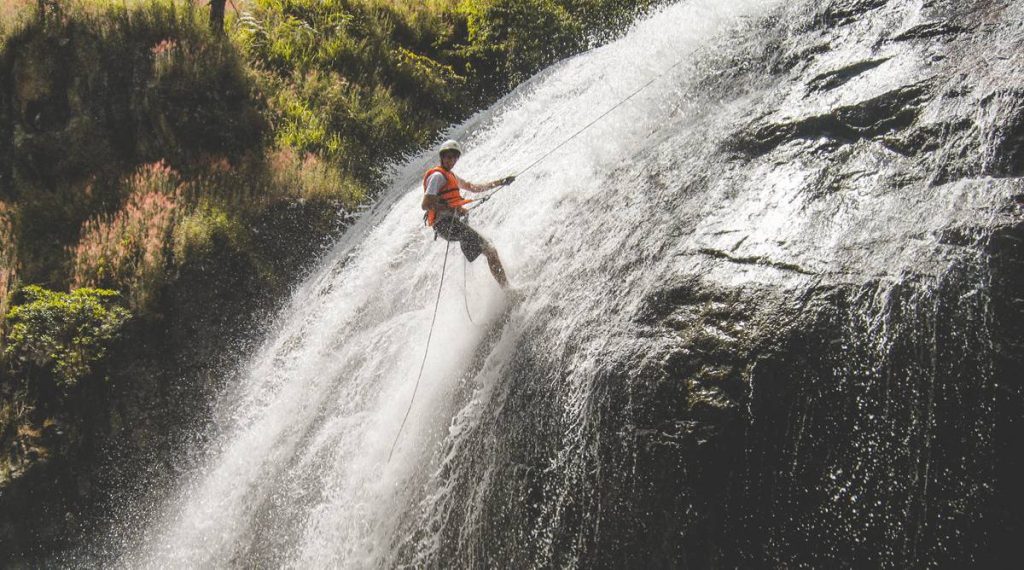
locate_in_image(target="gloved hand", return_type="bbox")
[498,175,516,187]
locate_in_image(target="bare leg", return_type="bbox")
[482,245,509,288]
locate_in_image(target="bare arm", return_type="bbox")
[456,174,514,193]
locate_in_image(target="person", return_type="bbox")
[422,140,515,288]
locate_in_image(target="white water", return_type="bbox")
[124,1,786,567]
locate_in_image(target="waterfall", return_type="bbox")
[104,0,1024,567]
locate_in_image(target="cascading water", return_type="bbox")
[103,0,1023,567]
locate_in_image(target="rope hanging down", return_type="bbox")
[387,239,452,464]
[467,55,689,211]
[463,257,477,325]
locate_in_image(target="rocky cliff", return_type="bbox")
[398,1,1023,566]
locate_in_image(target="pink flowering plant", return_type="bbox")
[70,162,182,308]
[150,38,179,78]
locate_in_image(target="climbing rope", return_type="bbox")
[467,56,689,212]
[462,256,477,325]
[387,238,452,464]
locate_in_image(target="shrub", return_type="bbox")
[171,202,244,263]
[3,285,131,391]
[70,161,182,308]
[0,0,264,194]
[266,147,364,206]
[1,0,267,295]
[459,0,583,90]
[233,0,464,182]
[457,0,660,93]
[174,149,362,218]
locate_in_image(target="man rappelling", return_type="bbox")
[422,140,515,288]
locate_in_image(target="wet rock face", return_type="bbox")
[416,1,1023,568]
[630,1,1024,567]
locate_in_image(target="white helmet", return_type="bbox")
[439,139,462,156]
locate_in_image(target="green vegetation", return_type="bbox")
[0,200,15,326]
[233,0,461,178]
[233,0,658,170]
[4,286,130,393]
[1,0,267,294]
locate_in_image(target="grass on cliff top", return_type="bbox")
[0,0,367,294]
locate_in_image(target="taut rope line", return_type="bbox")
[468,56,688,211]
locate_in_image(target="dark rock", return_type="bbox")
[984,89,1024,178]
[891,20,967,42]
[821,0,891,26]
[728,83,930,158]
[807,57,891,92]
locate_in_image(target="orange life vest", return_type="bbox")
[422,166,472,226]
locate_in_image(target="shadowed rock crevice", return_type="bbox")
[697,247,816,275]
[807,58,891,92]
[727,83,930,158]
[820,0,891,26]
[891,20,967,42]
[985,89,1024,178]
